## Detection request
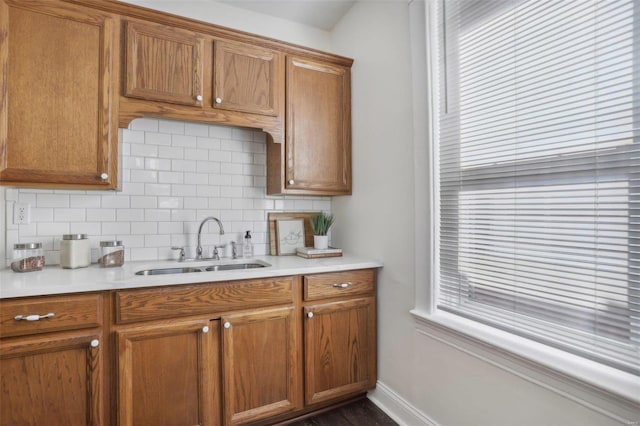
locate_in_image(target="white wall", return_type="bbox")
[330,1,636,425]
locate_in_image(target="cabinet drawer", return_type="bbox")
[0,293,102,338]
[304,269,376,301]
[116,277,295,324]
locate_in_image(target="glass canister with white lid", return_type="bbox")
[11,242,45,273]
[60,234,91,269]
[99,241,124,267]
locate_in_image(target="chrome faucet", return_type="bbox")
[196,217,225,259]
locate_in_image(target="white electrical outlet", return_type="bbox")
[13,203,30,225]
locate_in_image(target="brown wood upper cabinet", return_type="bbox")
[268,56,352,195]
[0,0,119,189]
[124,19,205,106]
[213,40,282,117]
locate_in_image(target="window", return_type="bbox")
[434,0,639,374]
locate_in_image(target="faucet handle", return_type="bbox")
[171,246,185,261]
[230,241,237,259]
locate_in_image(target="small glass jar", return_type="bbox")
[60,234,91,269]
[99,241,124,267]
[11,242,45,273]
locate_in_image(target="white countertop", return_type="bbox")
[0,255,383,299]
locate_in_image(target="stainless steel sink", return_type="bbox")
[135,267,202,276]
[135,260,269,276]
[205,263,266,272]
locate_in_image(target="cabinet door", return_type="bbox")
[304,297,376,405]
[213,40,282,116]
[221,307,301,425]
[284,56,351,194]
[124,20,204,106]
[0,0,118,188]
[0,331,103,425]
[117,319,219,426]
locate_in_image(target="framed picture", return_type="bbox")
[276,219,306,255]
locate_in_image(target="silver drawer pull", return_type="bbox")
[332,282,352,289]
[14,312,55,321]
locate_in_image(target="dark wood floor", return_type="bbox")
[287,399,398,426]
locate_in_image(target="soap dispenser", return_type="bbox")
[242,231,253,258]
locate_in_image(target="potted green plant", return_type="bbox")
[310,212,335,249]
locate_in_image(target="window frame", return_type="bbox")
[410,0,640,406]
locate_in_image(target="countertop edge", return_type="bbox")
[0,255,384,299]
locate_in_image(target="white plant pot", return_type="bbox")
[313,235,329,250]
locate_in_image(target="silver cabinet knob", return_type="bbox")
[215,97,222,104]
[196,95,203,101]
[307,312,314,319]
[224,322,231,329]
[288,179,294,185]
[90,339,100,348]
[202,326,209,333]
[100,173,109,180]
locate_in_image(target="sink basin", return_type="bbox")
[135,260,270,276]
[135,267,202,276]
[205,263,266,271]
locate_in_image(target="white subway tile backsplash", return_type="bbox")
[158,197,183,209]
[54,208,86,222]
[159,146,184,159]
[131,222,158,235]
[232,175,253,187]
[197,137,221,150]
[37,194,70,208]
[172,184,198,197]
[172,159,197,172]
[159,119,184,135]
[158,171,183,184]
[31,208,54,223]
[130,118,159,132]
[87,208,116,222]
[185,122,209,137]
[131,143,158,158]
[102,222,130,235]
[221,139,245,152]
[145,158,172,171]
[5,120,330,265]
[117,209,145,222]
[145,132,172,146]
[172,134,197,148]
[130,196,157,209]
[122,129,145,143]
[37,222,70,236]
[144,184,171,197]
[221,163,243,175]
[70,195,102,209]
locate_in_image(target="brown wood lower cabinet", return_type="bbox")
[221,307,302,425]
[303,297,377,406]
[0,269,376,425]
[0,330,103,425]
[116,318,220,426]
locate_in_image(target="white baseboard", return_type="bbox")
[368,381,439,426]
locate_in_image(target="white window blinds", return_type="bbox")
[435,0,640,374]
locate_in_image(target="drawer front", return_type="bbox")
[304,269,376,301]
[116,276,295,324]
[0,293,102,338]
